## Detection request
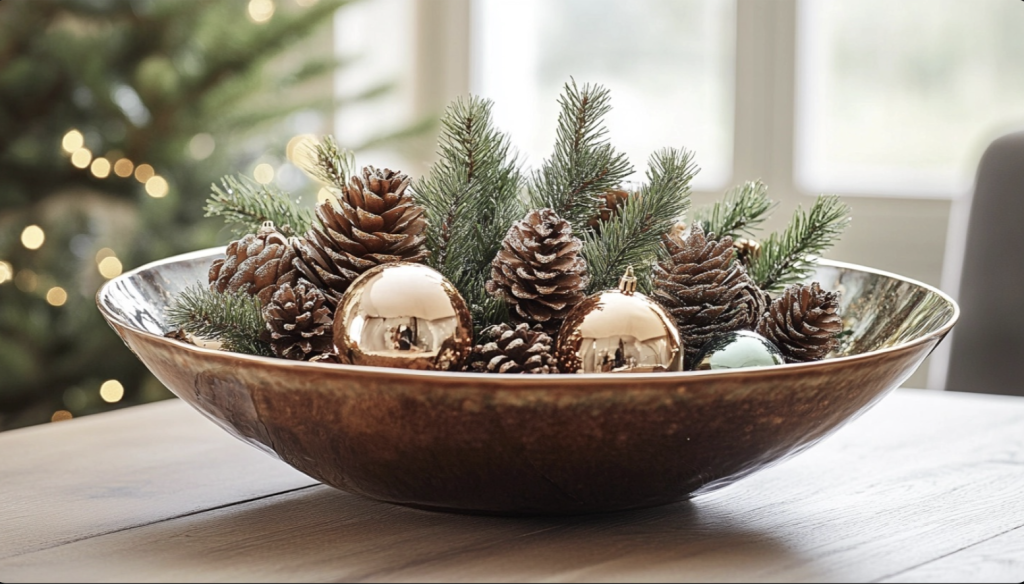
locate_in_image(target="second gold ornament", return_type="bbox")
[555,267,683,374]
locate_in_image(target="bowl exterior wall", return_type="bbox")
[111,320,939,514]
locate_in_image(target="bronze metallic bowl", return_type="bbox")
[97,248,958,515]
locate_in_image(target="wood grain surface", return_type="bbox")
[1,389,1022,583]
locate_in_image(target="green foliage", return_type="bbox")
[167,286,272,357]
[529,80,634,232]
[299,135,355,193]
[693,180,776,240]
[749,195,852,292]
[583,148,696,293]
[205,175,314,238]
[416,96,525,330]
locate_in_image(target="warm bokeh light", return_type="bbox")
[70,148,93,169]
[98,256,123,279]
[95,247,117,262]
[146,175,169,198]
[317,187,335,204]
[99,379,125,403]
[286,134,316,167]
[21,225,45,250]
[189,133,216,160]
[253,163,275,184]
[114,158,134,178]
[0,261,12,285]
[248,0,275,23]
[46,286,68,307]
[90,157,111,179]
[14,269,37,292]
[134,163,155,183]
[51,410,73,423]
[62,129,84,153]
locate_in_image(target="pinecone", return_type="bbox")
[485,208,589,330]
[466,323,558,374]
[209,221,299,305]
[292,166,428,307]
[261,282,335,361]
[758,282,843,363]
[652,224,768,367]
[587,188,631,230]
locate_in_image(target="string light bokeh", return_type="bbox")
[248,0,275,23]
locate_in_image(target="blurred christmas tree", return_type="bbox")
[0,0,416,430]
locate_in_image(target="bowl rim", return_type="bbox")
[97,247,959,385]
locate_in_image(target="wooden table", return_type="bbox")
[2,388,1023,583]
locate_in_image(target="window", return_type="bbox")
[472,0,736,190]
[796,0,1024,198]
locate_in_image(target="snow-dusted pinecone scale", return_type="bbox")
[292,166,429,308]
[466,323,558,374]
[209,221,299,305]
[758,282,843,363]
[653,224,768,367]
[261,282,334,361]
[485,208,589,331]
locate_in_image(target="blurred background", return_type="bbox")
[2,0,1022,430]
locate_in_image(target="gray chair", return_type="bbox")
[945,130,1024,396]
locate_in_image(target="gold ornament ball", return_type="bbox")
[555,267,683,374]
[333,263,473,371]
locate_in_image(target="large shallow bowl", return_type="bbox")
[97,248,957,515]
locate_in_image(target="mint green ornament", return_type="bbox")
[692,330,785,371]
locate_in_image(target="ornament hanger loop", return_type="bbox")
[619,266,637,295]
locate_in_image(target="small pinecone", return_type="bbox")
[653,224,768,367]
[261,282,335,361]
[485,208,589,330]
[587,188,631,230]
[293,166,428,307]
[467,323,558,374]
[758,282,843,363]
[209,222,299,305]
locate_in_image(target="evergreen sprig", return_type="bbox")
[583,147,697,293]
[167,285,272,357]
[530,80,634,232]
[750,195,851,292]
[417,96,525,330]
[205,175,314,238]
[298,135,355,192]
[693,180,776,239]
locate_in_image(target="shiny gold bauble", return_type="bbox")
[555,267,683,374]
[333,263,473,371]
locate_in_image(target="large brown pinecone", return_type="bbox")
[467,323,558,374]
[587,188,631,230]
[209,222,299,305]
[293,166,428,307]
[758,282,843,363]
[261,282,334,361]
[653,224,768,367]
[485,208,589,330]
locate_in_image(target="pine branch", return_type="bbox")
[298,135,355,192]
[530,80,634,231]
[583,148,697,293]
[416,95,525,330]
[693,180,776,239]
[750,195,851,292]
[167,285,272,357]
[205,175,314,238]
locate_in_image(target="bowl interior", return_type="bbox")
[99,248,957,362]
